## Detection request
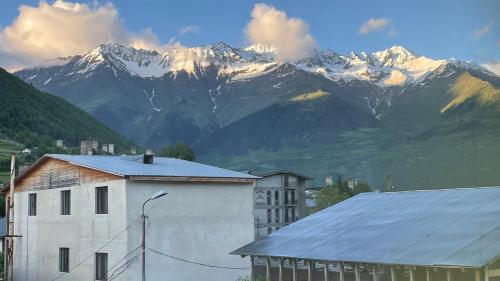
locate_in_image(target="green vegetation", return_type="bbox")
[0,67,133,153]
[290,90,330,102]
[0,67,135,188]
[441,72,500,113]
[160,143,196,161]
[312,176,371,213]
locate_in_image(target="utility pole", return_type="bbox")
[141,190,167,281]
[7,153,15,281]
[141,208,147,281]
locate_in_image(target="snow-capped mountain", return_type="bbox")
[14,41,498,152]
[10,41,500,192]
[25,42,492,88]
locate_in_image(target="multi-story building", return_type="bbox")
[2,153,257,281]
[251,170,311,239]
[80,139,98,155]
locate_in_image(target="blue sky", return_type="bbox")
[0,0,498,69]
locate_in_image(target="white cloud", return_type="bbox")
[179,25,200,35]
[358,18,393,35]
[471,21,494,41]
[0,0,168,70]
[244,4,316,61]
[483,60,500,76]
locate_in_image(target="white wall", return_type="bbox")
[12,179,130,281]
[124,181,255,281]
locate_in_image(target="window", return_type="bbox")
[274,191,279,205]
[95,186,108,214]
[284,190,289,205]
[275,208,280,223]
[267,227,272,234]
[291,208,296,222]
[28,193,37,216]
[95,252,108,280]
[291,190,297,204]
[61,190,71,215]
[59,248,69,273]
[284,175,289,187]
[266,191,271,205]
[267,209,272,223]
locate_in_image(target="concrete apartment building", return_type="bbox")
[252,171,311,239]
[2,154,257,281]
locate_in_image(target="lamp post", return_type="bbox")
[142,191,167,281]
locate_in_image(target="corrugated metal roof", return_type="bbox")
[0,217,7,238]
[232,187,500,267]
[47,154,258,179]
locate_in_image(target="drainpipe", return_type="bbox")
[386,175,393,192]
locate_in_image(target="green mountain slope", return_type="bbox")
[201,70,500,189]
[197,89,381,155]
[0,67,133,152]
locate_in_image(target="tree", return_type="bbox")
[160,143,195,161]
[312,186,350,213]
[311,178,372,213]
[353,182,371,195]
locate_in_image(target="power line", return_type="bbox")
[146,247,251,270]
[50,217,141,281]
[107,245,141,274]
[108,249,141,281]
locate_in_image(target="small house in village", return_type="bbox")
[233,187,500,281]
[251,171,311,239]
[2,153,258,281]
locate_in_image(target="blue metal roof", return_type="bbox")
[232,187,500,267]
[46,154,258,179]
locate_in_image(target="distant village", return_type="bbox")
[0,140,499,281]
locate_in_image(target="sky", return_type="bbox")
[0,0,499,73]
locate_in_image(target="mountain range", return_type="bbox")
[13,42,500,188]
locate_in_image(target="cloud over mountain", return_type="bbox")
[245,4,316,61]
[0,0,163,70]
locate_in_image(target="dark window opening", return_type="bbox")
[61,190,71,215]
[95,252,108,280]
[59,248,69,273]
[28,193,37,216]
[95,186,108,214]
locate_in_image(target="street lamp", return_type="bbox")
[142,191,167,281]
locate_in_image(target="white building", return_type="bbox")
[251,171,311,239]
[3,154,257,281]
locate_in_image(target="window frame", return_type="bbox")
[28,193,37,216]
[95,186,108,214]
[95,252,108,280]
[61,190,71,215]
[59,247,69,273]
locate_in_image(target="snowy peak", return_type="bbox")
[19,42,490,86]
[371,45,418,67]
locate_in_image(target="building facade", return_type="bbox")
[4,154,257,281]
[252,171,311,239]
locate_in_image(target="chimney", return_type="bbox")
[386,174,393,192]
[143,149,154,164]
